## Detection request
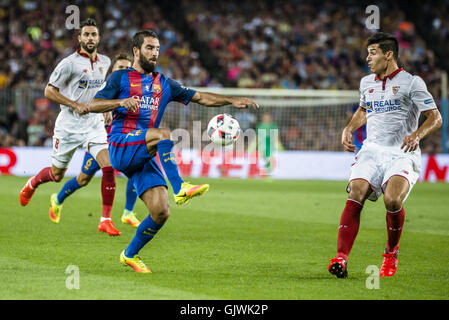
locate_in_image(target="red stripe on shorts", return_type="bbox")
[110,140,146,148]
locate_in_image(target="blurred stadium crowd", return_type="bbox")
[0,0,446,152]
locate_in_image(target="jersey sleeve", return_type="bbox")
[48,58,72,89]
[359,79,367,109]
[167,78,196,105]
[94,70,123,100]
[410,76,437,111]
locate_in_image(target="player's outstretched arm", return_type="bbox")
[191,91,259,109]
[401,109,442,153]
[88,97,140,114]
[342,107,367,152]
[44,84,89,115]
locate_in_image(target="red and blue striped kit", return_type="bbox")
[95,68,196,135]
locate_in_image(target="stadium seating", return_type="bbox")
[0,0,446,152]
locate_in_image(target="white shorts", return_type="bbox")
[347,142,421,202]
[52,127,108,169]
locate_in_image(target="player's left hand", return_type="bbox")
[231,97,259,109]
[401,132,420,153]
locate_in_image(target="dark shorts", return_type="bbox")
[109,129,167,196]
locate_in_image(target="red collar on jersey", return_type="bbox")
[76,49,99,62]
[374,67,403,81]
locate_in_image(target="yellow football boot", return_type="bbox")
[121,210,141,228]
[174,182,209,205]
[120,250,151,273]
[49,193,62,224]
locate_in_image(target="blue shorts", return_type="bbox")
[81,152,101,176]
[109,129,167,196]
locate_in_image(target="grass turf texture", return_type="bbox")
[1,175,448,300]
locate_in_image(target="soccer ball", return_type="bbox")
[207,113,241,146]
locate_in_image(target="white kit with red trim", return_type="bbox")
[48,49,111,134]
[348,68,438,201]
[359,67,437,148]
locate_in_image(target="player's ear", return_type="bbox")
[386,50,394,61]
[133,47,139,59]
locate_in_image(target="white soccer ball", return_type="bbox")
[207,113,241,146]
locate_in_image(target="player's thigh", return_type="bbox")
[51,131,80,172]
[348,146,383,202]
[382,157,419,209]
[140,186,170,224]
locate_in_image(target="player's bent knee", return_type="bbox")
[152,207,170,224]
[383,194,403,212]
[157,128,171,141]
[348,180,371,203]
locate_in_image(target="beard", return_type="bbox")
[80,41,98,54]
[139,52,157,74]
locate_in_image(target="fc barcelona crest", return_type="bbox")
[392,86,400,95]
[153,83,161,94]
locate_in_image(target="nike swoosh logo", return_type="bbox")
[130,83,139,87]
[178,192,186,197]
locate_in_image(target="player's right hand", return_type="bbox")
[120,96,140,112]
[342,128,356,152]
[231,97,259,109]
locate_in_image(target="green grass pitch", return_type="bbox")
[1,175,448,299]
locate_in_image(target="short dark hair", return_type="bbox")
[79,18,99,34]
[367,32,399,61]
[132,30,159,51]
[114,52,132,64]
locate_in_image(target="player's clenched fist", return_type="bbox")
[120,96,140,112]
[341,127,356,152]
[231,97,259,109]
[73,102,90,115]
[401,132,420,153]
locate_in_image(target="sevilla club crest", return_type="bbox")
[392,86,400,95]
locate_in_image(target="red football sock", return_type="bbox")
[386,207,405,253]
[31,167,56,189]
[101,166,116,219]
[336,199,363,261]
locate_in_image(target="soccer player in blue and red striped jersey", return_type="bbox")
[85,30,259,273]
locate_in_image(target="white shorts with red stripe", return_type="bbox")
[347,142,421,202]
[51,125,108,169]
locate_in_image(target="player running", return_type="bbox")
[19,18,120,236]
[48,53,142,229]
[86,30,259,273]
[328,32,442,278]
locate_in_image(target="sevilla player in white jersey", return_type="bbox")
[19,18,120,236]
[328,32,442,278]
